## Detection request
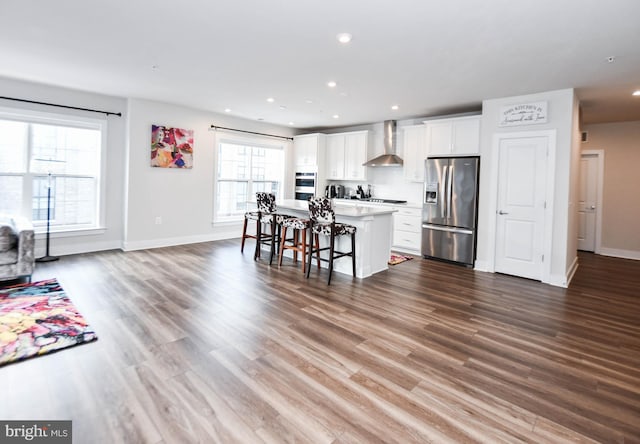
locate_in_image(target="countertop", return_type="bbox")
[332,198,422,209]
[278,199,396,217]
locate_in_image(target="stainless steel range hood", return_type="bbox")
[363,120,404,167]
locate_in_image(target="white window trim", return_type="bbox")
[213,134,285,223]
[0,106,107,233]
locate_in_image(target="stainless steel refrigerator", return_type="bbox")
[422,156,480,266]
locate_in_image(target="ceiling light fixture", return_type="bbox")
[633,90,640,96]
[327,81,337,88]
[305,99,314,104]
[224,108,231,113]
[391,105,399,110]
[288,121,294,126]
[332,114,340,119]
[266,97,275,103]
[337,33,352,44]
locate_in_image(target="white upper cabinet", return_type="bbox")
[402,124,427,182]
[425,116,481,156]
[325,134,345,179]
[293,133,325,168]
[325,130,368,181]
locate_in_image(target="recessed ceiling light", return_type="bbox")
[257,118,264,121]
[288,121,294,126]
[266,97,275,103]
[224,108,231,113]
[606,56,616,63]
[327,81,337,88]
[391,105,399,110]
[633,90,640,96]
[337,33,352,44]
[332,114,340,119]
[305,99,314,104]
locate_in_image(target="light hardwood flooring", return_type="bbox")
[1,240,639,443]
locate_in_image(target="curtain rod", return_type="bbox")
[210,124,293,141]
[0,96,122,117]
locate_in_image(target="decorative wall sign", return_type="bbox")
[151,124,194,168]
[499,101,548,127]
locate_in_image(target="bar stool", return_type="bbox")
[278,217,318,273]
[306,197,357,285]
[240,192,292,263]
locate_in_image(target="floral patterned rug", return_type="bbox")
[0,278,97,366]
[389,254,414,265]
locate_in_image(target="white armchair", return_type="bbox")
[0,215,35,282]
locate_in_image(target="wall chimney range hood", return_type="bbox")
[363,120,403,167]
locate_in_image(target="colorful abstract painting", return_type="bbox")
[0,278,97,366]
[151,124,194,168]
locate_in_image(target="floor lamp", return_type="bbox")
[36,170,59,263]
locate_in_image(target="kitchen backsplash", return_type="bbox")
[328,167,423,204]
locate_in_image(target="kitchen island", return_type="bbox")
[277,199,396,278]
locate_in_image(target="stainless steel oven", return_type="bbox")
[295,171,316,201]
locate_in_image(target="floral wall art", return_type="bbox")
[151,124,194,168]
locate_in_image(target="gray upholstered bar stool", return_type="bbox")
[306,197,356,285]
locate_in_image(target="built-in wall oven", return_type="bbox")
[295,171,316,201]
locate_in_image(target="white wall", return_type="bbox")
[0,76,127,257]
[581,120,640,259]
[123,98,296,250]
[476,88,579,287]
[0,77,299,255]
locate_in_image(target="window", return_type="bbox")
[215,140,284,221]
[0,111,104,232]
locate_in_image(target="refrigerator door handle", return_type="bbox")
[440,165,448,219]
[422,224,474,235]
[447,165,454,219]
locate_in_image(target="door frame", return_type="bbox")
[580,149,604,254]
[486,130,556,283]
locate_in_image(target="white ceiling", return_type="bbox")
[1,0,639,129]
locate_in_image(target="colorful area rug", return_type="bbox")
[389,254,414,265]
[0,278,97,366]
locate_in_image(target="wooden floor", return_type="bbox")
[1,241,639,443]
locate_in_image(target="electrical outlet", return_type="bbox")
[155,216,162,225]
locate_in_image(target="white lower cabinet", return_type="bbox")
[391,207,422,254]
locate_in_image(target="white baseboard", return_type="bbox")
[544,273,569,288]
[473,260,492,272]
[122,230,238,252]
[598,247,640,261]
[35,240,122,258]
[565,256,579,287]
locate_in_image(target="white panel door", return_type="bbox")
[578,154,598,251]
[495,136,548,280]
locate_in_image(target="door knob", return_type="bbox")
[498,210,509,215]
[590,205,596,210]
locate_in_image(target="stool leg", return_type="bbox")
[241,216,248,252]
[351,232,356,277]
[254,218,261,260]
[328,231,335,285]
[278,226,288,267]
[301,228,307,273]
[315,234,321,269]
[306,228,313,278]
[269,217,277,265]
[292,229,299,263]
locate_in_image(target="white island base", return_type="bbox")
[277,200,395,279]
